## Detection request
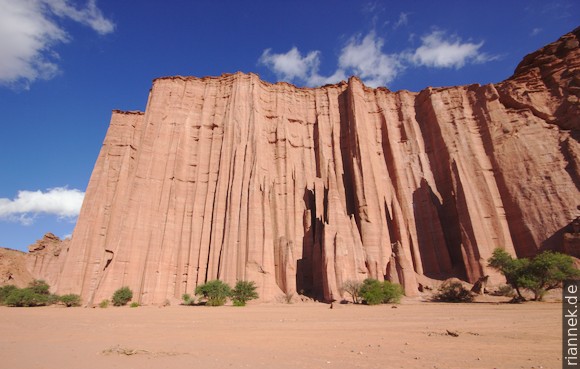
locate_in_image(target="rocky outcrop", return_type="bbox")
[0,233,69,289]
[54,28,579,305]
[26,233,69,289]
[0,248,34,288]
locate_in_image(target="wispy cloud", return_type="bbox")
[0,187,85,225]
[0,0,114,89]
[530,28,543,36]
[259,29,496,88]
[393,12,409,29]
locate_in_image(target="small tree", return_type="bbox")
[112,287,133,306]
[520,251,580,301]
[341,280,363,304]
[195,280,231,306]
[231,280,259,306]
[488,249,528,300]
[60,294,81,307]
[489,248,580,301]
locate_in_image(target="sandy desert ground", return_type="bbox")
[0,298,561,369]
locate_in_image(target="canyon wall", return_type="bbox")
[54,28,579,305]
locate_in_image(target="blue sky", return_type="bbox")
[0,0,578,251]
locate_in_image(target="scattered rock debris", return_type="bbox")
[101,345,187,357]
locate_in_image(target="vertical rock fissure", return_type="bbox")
[414,90,467,279]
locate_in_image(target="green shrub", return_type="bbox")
[28,280,50,295]
[0,285,17,305]
[130,302,140,308]
[360,279,384,305]
[99,299,110,308]
[489,249,580,301]
[112,287,133,306]
[60,294,81,307]
[181,293,195,306]
[47,294,60,305]
[231,280,259,306]
[195,280,231,306]
[5,288,49,307]
[360,279,404,305]
[432,281,474,303]
[2,280,59,307]
[382,281,404,303]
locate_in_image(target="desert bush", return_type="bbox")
[360,279,384,305]
[130,302,140,308]
[0,285,17,305]
[4,288,49,307]
[195,280,231,306]
[60,294,81,307]
[47,294,60,305]
[3,280,59,307]
[360,279,404,305]
[489,248,580,301]
[112,287,133,306]
[28,280,50,295]
[341,280,363,304]
[382,281,404,303]
[432,281,474,303]
[231,280,259,306]
[99,299,110,308]
[181,293,195,306]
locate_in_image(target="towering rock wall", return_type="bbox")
[55,29,579,305]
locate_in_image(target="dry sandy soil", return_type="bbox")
[0,298,561,369]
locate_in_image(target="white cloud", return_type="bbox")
[530,28,542,36]
[259,47,321,82]
[0,0,114,88]
[409,30,492,69]
[0,187,85,225]
[338,32,403,87]
[258,32,401,88]
[259,29,497,88]
[259,47,348,87]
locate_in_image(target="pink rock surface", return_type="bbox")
[26,233,68,290]
[52,28,579,305]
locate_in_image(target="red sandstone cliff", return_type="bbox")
[53,28,579,305]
